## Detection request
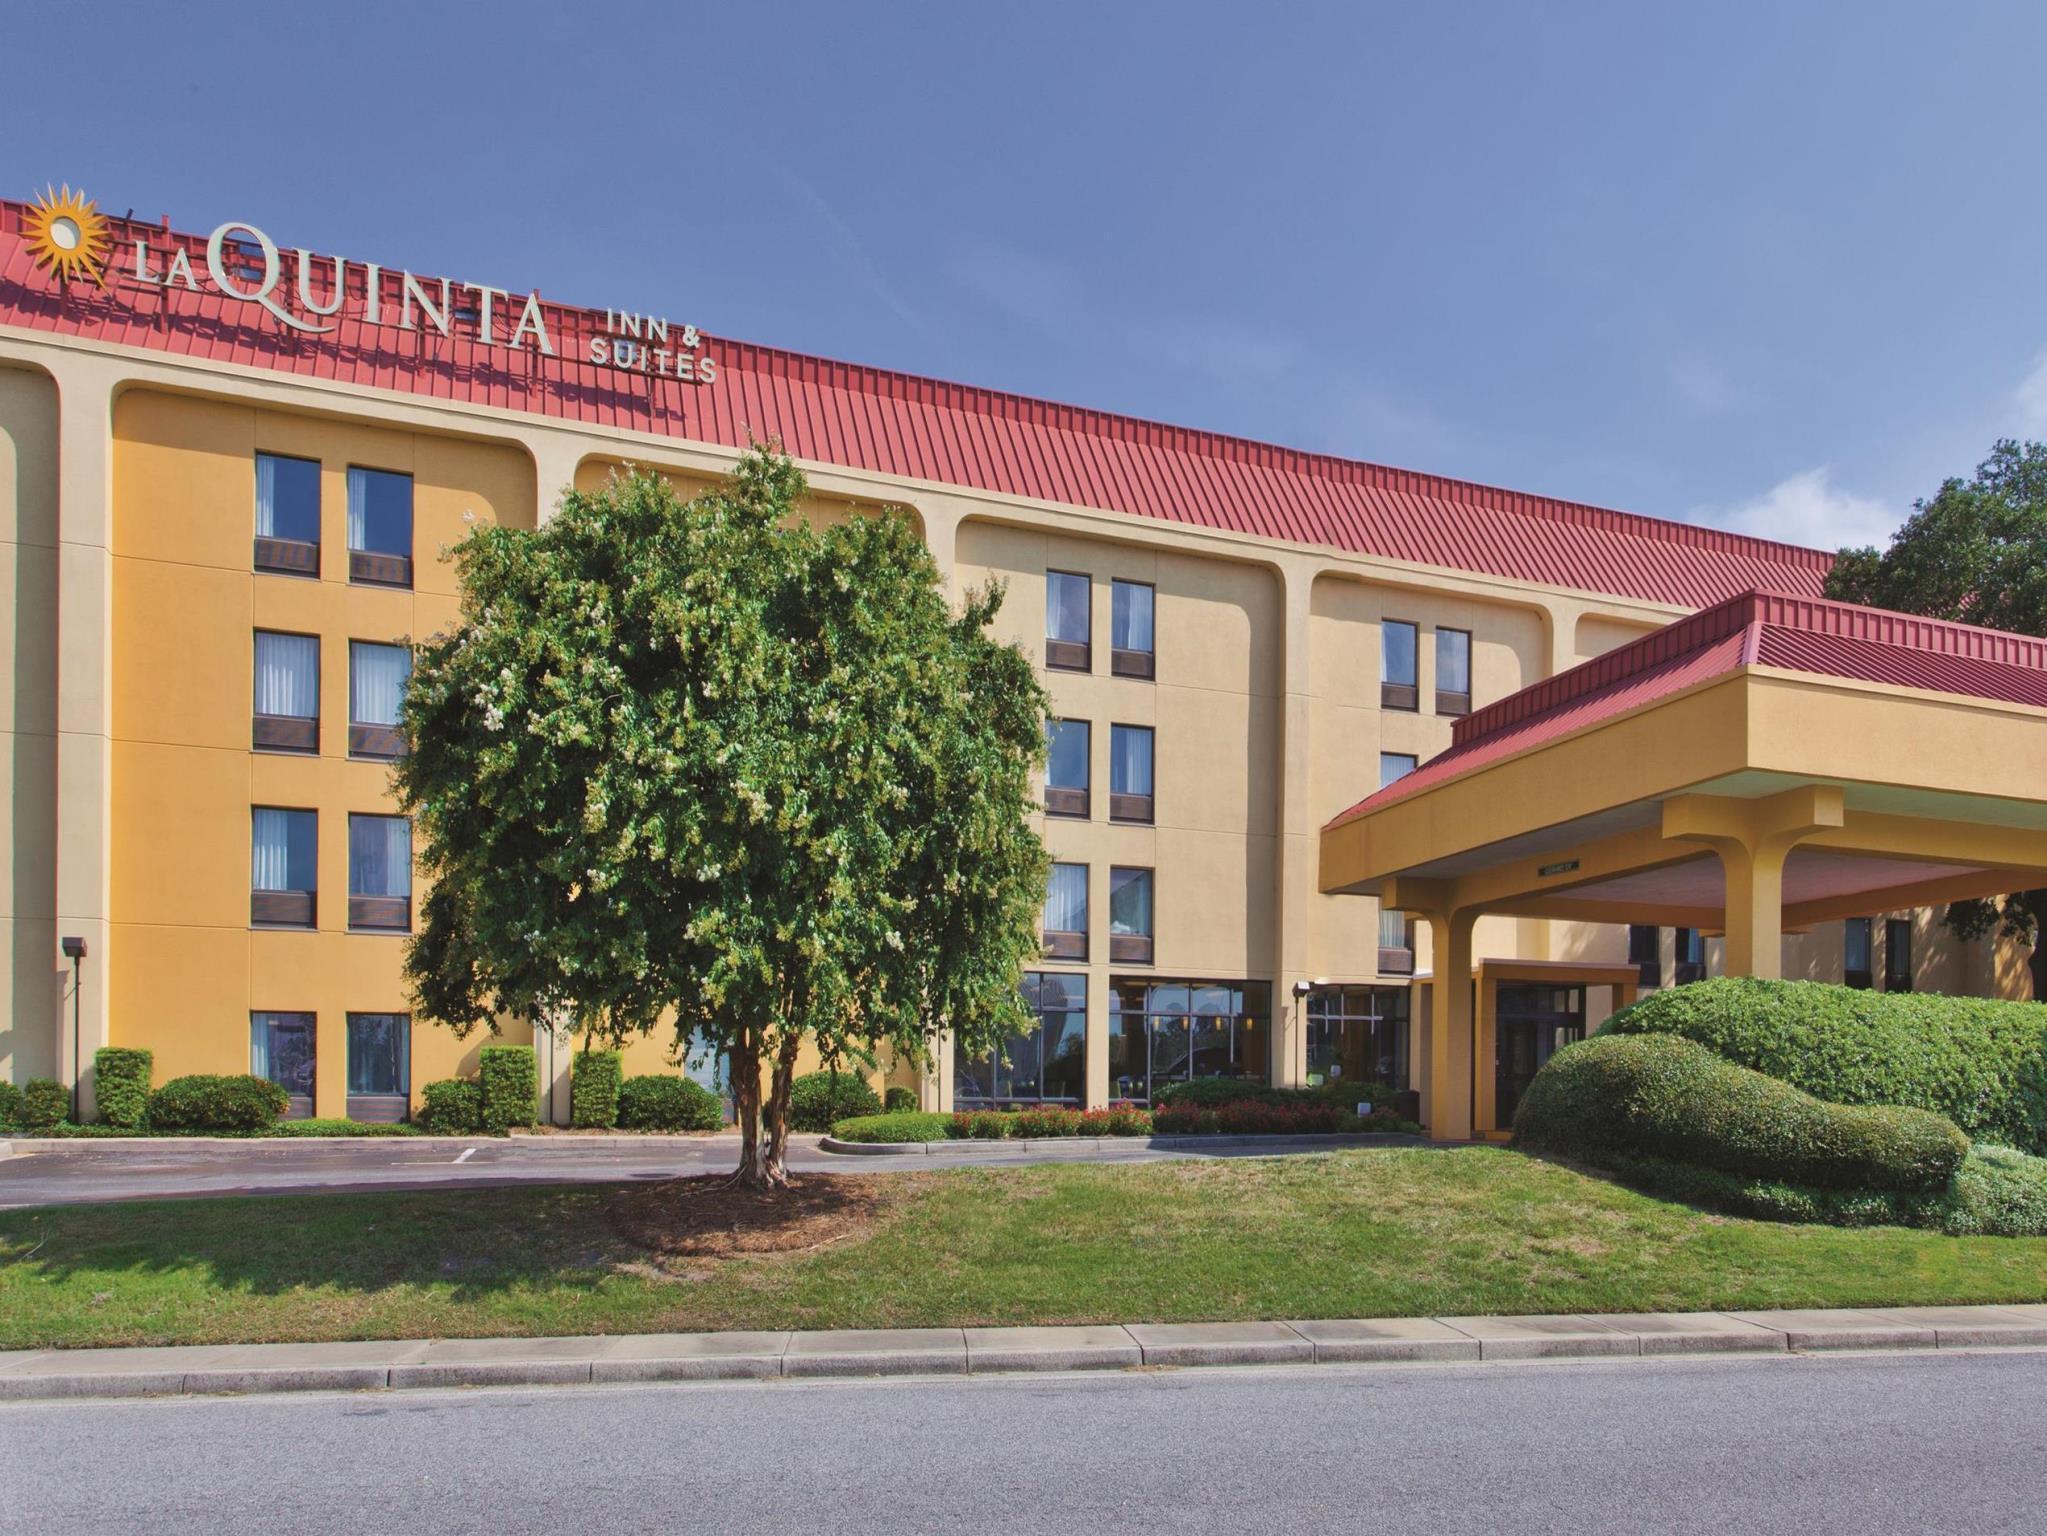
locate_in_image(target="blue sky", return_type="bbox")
[8,1,2044,552]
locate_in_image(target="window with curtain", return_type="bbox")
[348,815,411,899]
[1045,570,1091,670]
[1381,620,1419,710]
[1043,862,1088,957]
[1111,724,1152,796]
[250,1013,317,1110]
[254,453,320,544]
[253,632,318,720]
[1044,719,1089,816]
[251,808,317,893]
[350,642,412,726]
[347,467,413,556]
[1111,580,1155,677]
[1109,867,1153,955]
[1436,628,1472,715]
[347,1013,409,1096]
[1380,752,1418,789]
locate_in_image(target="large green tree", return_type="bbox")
[397,450,1050,1186]
[1826,437,2047,998]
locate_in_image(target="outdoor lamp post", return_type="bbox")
[61,935,86,1121]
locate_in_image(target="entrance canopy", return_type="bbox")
[1319,590,2047,1137]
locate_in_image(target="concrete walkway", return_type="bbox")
[6,1304,2047,1400]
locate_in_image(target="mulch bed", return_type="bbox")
[606,1173,892,1263]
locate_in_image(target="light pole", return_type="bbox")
[1291,978,1312,1084]
[60,936,86,1123]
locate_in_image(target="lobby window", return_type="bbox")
[1110,724,1154,823]
[1044,719,1090,818]
[1109,980,1269,1104]
[1628,924,1661,989]
[1381,620,1419,711]
[1885,917,1913,993]
[350,642,413,760]
[1675,927,1706,985]
[251,807,317,928]
[1042,861,1088,960]
[1111,579,1155,679]
[347,466,414,587]
[1844,917,1874,989]
[1305,985,1409,1094]
[1109,866,1154,964]
[253,452,321,576]
[251,1012,317,1119]
[1436,628,1472,717]
[348,814,412,932]
[346,1013,410,1123]
[1045,570,1091,671]
[955,973,1086,1106]
[252,631,319,753]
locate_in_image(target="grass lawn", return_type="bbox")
[5,1146,2047,1351]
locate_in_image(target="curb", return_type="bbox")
[7,1305,2047,1401]
[0,1132,745,1154]
[818,1132,1427,1156]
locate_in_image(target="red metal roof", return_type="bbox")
[0,199,1832,609]
[1326,591,2047,829]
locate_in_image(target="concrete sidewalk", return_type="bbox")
[6,1305,2047,1400]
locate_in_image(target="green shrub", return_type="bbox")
[417,1078,482,1135]
[617,1075,724,1132]
[830,1110,953,1143]
[478,1045,537,1132]
[571,1050,623,1129]
[92,1048,153,1129]
[269,1118,418,1137]
[789,1070,881,1132]
[146,1074,287,1133]
[883,1086,919,1114]
[1515,1033,1968,1192]
[1601,976,2047,1154]
[21,1078,67,1132]
[0,1080,22,1131]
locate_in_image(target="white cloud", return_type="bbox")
[2014,351,2047,435]
[1694,466,1895,553]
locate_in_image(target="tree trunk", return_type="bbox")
[727,1029,773,1189]
[2031,935,2047,1005]
[760,1034,804,1185]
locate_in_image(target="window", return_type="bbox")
[1436,628,1472,716]
[1381,620,1418,711]
[252,631,319,753]
[1378,905,1416,975]
[1844,917,1874,989]
[1380,752,1417,788]
[1109,866,1154,964]
[1628,924,1661,989]
[347,466,414,587]
[348,814,412,932]
[1111,580,1155,679]
[955,973,1087,1106]
[251,1012,317,1119]
[1109,980,1269,1103]
[1305,986,1409,1094]
[1042,862,1088,960]
[1045,570,1091,671]
[1675,926,1706,985]
[1885,917,1913,993]
[1044,719,1090,818]
[251,807,316,928]
[346,1013,410,1122]
[349,642,412,760]
[254,452,320,575]
[1109,724,1154,822]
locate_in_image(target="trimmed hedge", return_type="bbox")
[617,1075,724,1132]
[20,1079,66,1131]
[0,1080,22,1131]
[1600,976,2047,1154]
[93,1048,153,1129]
[146,1074,287,1133]
[478,1045,537,1132]
[789,1070,882,1133]
[571,1050,623,1129]
[831,1111,954,1143]
[883,1086,919,1114]
[1514,1033,1968,1192]
[417,1078,482,1135]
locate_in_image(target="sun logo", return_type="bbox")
[23,185,111,287]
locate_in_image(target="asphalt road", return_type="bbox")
[4,1351,2043,1534]
[0,1133,1317,1209]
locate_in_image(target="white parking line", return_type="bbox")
[453,1147,477,1165]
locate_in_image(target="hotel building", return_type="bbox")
[0,188,2027,1135]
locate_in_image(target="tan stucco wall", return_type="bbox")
[0,367,60,1085]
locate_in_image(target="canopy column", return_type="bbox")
[1421,906,1479,1141]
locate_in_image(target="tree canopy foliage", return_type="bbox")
[396,450,1050,1184]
